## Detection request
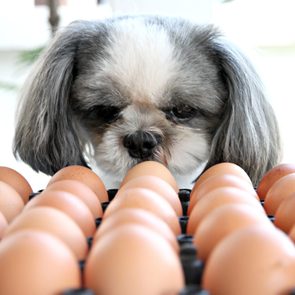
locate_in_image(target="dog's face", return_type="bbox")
[13,16,281,187]
[70,18,226,184]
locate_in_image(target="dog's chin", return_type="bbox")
[90,144,208,189]
[90,149,164,188]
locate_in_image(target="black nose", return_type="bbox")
[123,131,162,159]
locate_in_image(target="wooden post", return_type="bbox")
[47,0,60,36]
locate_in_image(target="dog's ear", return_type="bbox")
[203,39,281,186]
[13,21,92,175]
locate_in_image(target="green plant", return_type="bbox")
[18,46,44,66]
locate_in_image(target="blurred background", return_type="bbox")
[0,0,294,191]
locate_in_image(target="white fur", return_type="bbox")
[100,18,180,104]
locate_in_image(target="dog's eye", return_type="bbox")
[87,105,121,123]
[168,105,198,120]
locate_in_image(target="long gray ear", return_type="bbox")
[203,39,281,186]
[13,21,90,175]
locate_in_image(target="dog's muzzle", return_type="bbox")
[123,131,162,160]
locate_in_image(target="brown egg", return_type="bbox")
[191,162,252,196]
[264,173,295,215]
[0,230,81,295]
[93,208,179,253]
[0,211,8,239]
[120,161,179,193]
[25,190,96,237]
[186,187,264,235]
[0,166,33,203]
[275,193,295,233]
[187,174,257,215]
[257,163,295,201]
[84,224,184,295]
[203,225,295,295]
[117,175,182,216]
[47,165,108,202]
[3,207,88,260]
[46,179,103,218]
[194,204,272,261]
[104,188,181,235]
[0,181,24,223]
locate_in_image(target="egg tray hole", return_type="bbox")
[61,286,209,295]
[61,288,95,295]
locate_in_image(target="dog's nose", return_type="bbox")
[123,131,162,159]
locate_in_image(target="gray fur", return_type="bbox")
[13,16,281,187]
[203,39,281,185]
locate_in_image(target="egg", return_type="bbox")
[193,203,272,261]
[84,224,184,295]
[45,179,103,218]
[186,187,264,235]
[203,225,295,295]
[191,162,252,196]
[93,208,179,253]
[103,188,181,235]
[47,165,108,202]
[0,181,24,223]
[264,173,295,215]
[0,230,81,295]
[3,207,88,260]
[0,166,33,203]
[187,174,257,215]
[117,175,183,216]
[0,211,8,239]
[257,163,295,201]
[25,190,96,237]
[274,193,295,233]
[120,161,179,193]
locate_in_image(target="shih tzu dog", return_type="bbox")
[13,16,281,188]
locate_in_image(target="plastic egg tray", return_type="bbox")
[26,188,206,295]
[4,178,295,295]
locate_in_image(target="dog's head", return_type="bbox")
[13,16,281,187]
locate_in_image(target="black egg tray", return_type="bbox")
[38,188,206,295]
[29,188,294,295]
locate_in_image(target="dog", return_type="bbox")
[13,15,281,188]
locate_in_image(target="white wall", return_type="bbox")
[1,0,294,50]
[0,0,112,50]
